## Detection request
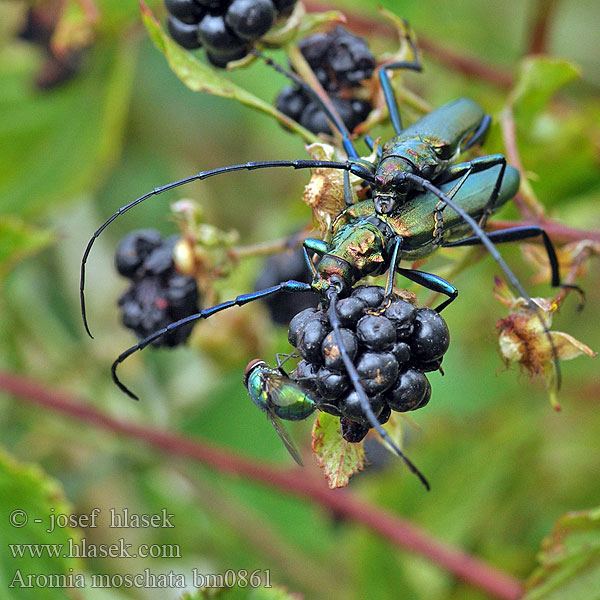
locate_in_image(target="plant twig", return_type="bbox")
[526,0,560,55]
[500,106,547,219]
[0,370,523,600]
[228,227,312,261]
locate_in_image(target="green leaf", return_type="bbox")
[524,507,600,600]
[312,412,365,488]
[0,447,81,600]
[139,1,318,144]
[509,57,581,125]
[0,34,138,217]
[262,2,345,46]
[0,217,54,279]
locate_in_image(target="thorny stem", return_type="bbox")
[526,0,560,55]
[0,370,523,600]
[304,2,515,89]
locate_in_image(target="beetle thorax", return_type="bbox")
[312,223,386,295]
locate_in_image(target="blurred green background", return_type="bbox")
[1,1,599,599]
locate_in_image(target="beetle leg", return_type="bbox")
[378,28,422,133]
[444,226,585,303]
[460,114,492,152]
[384,236,404,297]
[439,154,507,227]
[397,268,458,312]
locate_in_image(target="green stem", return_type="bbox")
[286,42,345,147]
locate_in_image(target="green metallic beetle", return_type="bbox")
[109,159,571,490]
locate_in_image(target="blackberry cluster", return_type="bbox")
[116,230,200,348]
[288,285,450,443]
[276,27,376,135]
[165,0,296,68]
[255,247,319,325]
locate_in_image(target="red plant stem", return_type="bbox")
[0,370,523,600]
[526,0,560,55]
[304,2,515,89]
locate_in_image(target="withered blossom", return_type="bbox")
[494,277,596,409]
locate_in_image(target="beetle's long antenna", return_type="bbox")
[403,172,563,390]
[327,286,430,490]
[111,281,313,399]
[80,158,375,337]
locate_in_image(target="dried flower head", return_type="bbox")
[302,143,377,237]
[494,277,596,409]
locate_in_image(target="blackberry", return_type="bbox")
[342,390,385,425]
[275,27,375,135]
[206,47,249,68]
[297,33,330,80]
[336,296,367,328]
[286,285,450,445]
[291,359,319,393]
[297,317,330,364]
[388,368,431,412]
[298,27,375,91]
[165,0,297,67]
[116,230,200,348]
[351,285,385,308]
[385,299,416,338]
[316,367,349,400]
[255,248,318,326]
[272,0,296,16]
[288,307,320,347]
[275,86,307,123]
